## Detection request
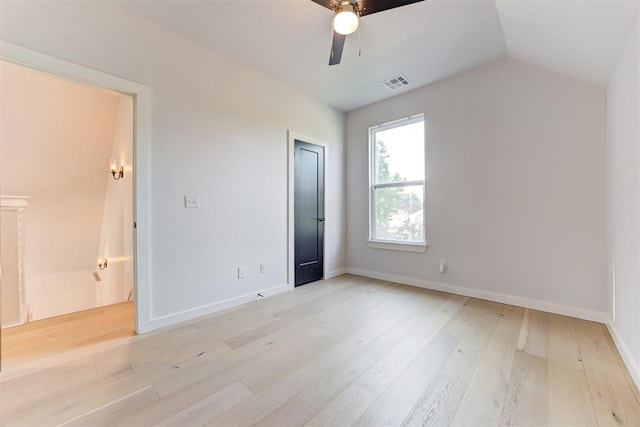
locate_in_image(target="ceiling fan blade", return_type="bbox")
[310,0,338,11]
[358,0,425,17]
[329,32,346,66]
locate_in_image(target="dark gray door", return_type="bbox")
[294,140,324,286]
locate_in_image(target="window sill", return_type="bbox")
[367,240,428,253]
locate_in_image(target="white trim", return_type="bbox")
[367,240,427,252]
[373,180,424,189]
[325,268,347,279]
[389,269,640,390]
[0,41,152,334]
[370,113,425,131]
[0,196,30,209]
[148,283,292,330]
[287,130,330,286]
[607,322,640,392]
[346,268,609,323]
[0,197,29,326]
[369,114,426,245]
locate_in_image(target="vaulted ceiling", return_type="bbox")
[116,0,638,112]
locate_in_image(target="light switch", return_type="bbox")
[184,195,199,208]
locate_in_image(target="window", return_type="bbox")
[369,114,426,251]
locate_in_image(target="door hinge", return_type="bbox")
[133,221,137,229]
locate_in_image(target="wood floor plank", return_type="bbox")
[63,385,160,427]
[439,299,504,384]
[603,325,640,406]
[151,325,330,398]
[547,314,598,426]
[1,274,638,427]
[10,370,154,426]
[1,302,134,366]
[222,279,377,349]
[304,295,467,426]
[121,373,251,426]
[1,363,134,422]
[209,289,437,425]
[524,310,548,358]
[574,319,640,425]
[449,305,525,426]
[353,297,480,426]
[357,289,452,363]
[210,353,377,426]
[239,282,414,394]
[257,355,376,426]
[145,281,401,401]
[498,351,548,426]
[398,300,490,427]
[157,382,252,427]
[401,373,468,427]
[353,331,460,426]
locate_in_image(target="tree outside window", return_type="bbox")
[370,115,425,244]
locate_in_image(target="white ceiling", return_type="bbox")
[116,0,638,112]
[495,0,638,88]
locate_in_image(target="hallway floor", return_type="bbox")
[1,301,134,369]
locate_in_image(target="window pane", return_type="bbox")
[375,121,424,184]
[374,185,424,242]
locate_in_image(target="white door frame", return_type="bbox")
[0,41,152,333]
[286,130,328,287]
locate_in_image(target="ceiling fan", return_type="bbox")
[310,0,425,66]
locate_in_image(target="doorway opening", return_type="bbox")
[0,60,134,366]
[294,140,325,286]
[287,131,328,288]
[0,42,150,369]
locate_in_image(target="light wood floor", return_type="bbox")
[1,301,135,369]
[0,275,638,426]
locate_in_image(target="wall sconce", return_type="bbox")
[110,159,124,180]
[98,258,108,270]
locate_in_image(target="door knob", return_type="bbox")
[318,217,325,222]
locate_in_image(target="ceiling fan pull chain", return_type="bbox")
[358,24,362,57]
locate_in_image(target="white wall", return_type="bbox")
[97,96,134,306]
[0,1,345,328]
[27,271,97,320]
[1,209,21,326]
[346,59,607,319]
[0,60,128,321]
[607,20,640,387]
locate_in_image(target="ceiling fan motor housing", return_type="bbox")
[310,0,425,65]
[333,1,360,35]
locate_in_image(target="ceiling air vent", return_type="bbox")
[383,75,411,90]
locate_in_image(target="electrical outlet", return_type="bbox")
[237,266,246,279]
[184,195,199,208]
[259,263,267,274]
[439,259,447,273]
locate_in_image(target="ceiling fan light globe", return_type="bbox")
[333,9,359,35]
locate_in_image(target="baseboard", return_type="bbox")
[1,321,24,330]
[145,269,345,332]
[147,283,293,331]
[325,268,347,279]
[606,322,640,392]
[346,268,608,323]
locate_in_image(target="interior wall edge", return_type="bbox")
[146,283,293,331]
[326,268,348,279]
[345,268,609,324]
[0,40,153,335]
[607,322,640,392]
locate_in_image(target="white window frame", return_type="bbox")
[368,114,427,252]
